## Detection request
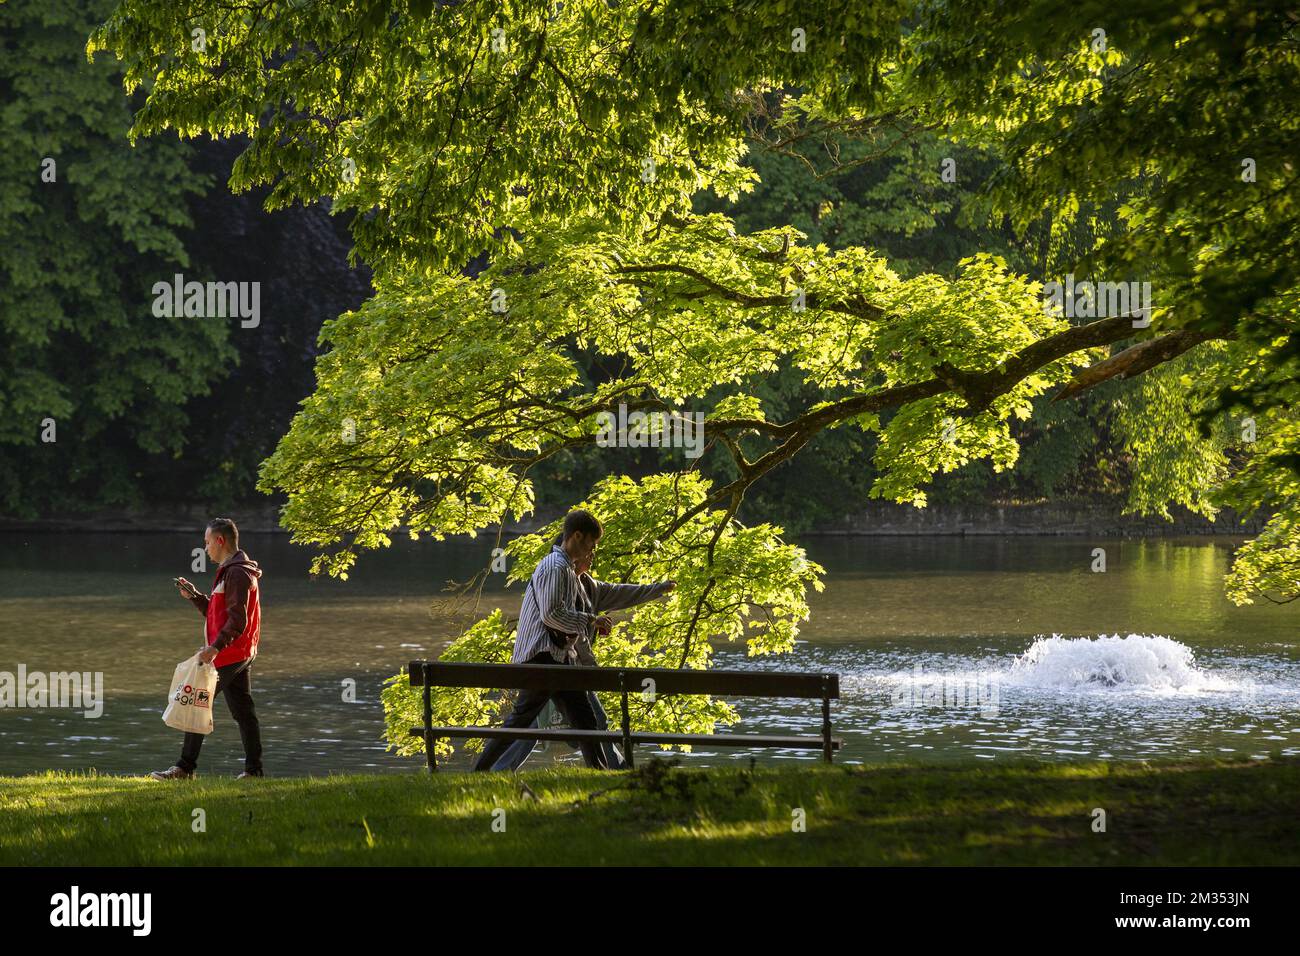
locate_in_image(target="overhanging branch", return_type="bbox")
[1052,330,1222,401]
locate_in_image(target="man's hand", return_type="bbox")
[197,646,219,664]
[175,577,197,599]
[594,615,613,636]
[663,580,677,593]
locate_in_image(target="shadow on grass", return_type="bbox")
[1,757,1298,865]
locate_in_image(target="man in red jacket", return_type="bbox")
[150,517,264,780]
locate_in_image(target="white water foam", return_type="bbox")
[1004,633,1236,694]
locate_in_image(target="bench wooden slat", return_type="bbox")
[407,660,838,699]
[622,732,842,751]
[409,726,842,750]
[409,726,622,742]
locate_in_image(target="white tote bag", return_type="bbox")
[162,653,218,734]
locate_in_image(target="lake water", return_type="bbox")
[0,531,1296,776]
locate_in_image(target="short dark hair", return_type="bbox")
[561,509,601,542]
[207,517,239,551]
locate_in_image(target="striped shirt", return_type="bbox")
[513,545,673,663]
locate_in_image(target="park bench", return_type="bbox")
[407,660,842,771]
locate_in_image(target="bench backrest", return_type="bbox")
[408,660,839,699]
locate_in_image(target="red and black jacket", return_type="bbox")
[186,550,263,667]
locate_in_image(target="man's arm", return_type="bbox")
[210,570,251,650]
[591,578,674,613]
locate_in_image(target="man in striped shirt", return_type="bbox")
[473,509,675,771]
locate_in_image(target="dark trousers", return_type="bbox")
[473,652,609,771]
[490,692,627,771]
[177,658,262,773]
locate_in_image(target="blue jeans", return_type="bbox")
[491,691,627,771]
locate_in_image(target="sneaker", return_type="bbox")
[235,770,263,779]
[149,766,194,781]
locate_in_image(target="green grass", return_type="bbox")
[2,757,1299,865]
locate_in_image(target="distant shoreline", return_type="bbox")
[0,499,1270,537]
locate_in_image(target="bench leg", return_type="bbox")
[620,683,633,770]
[822,693,833,764]
[423,664,436,773]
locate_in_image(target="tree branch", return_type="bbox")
[1052,330,1222,402]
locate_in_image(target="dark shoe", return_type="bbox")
[149,766,194,781]
[235,770,263,779]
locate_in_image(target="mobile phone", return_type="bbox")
[173,577,198,596]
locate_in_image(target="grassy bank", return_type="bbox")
[2,757,1298,866]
